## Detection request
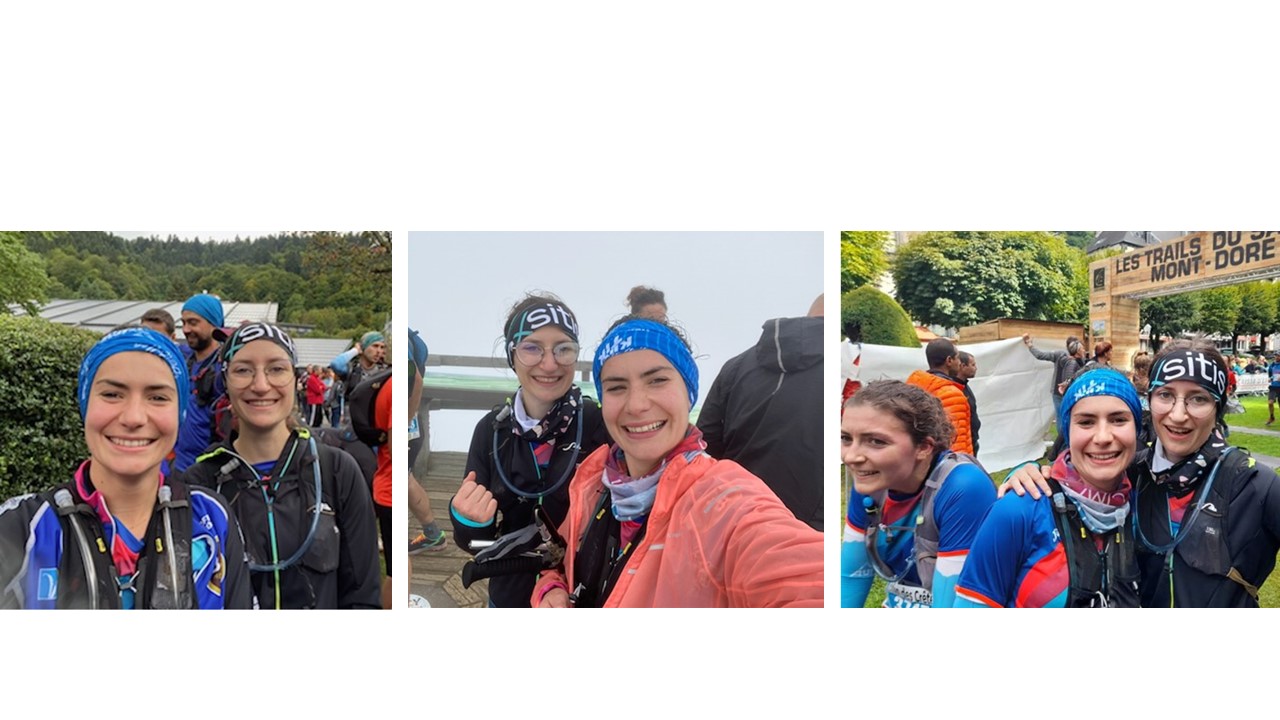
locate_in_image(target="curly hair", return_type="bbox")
[626,285,667,316]
[844,379,954,449]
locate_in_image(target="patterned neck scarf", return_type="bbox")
[1147,428,1227,497]
[601,426,706,522]
[1050,451,1131,533]
[511,385,583,445]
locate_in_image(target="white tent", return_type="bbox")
[847,338,1055,471]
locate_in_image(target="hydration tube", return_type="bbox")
[53,489,99,609]
[248,435,325,573]
[1134,447,1232,556]
[862,496,916,584]
[157,485,182,608]
[491,400,583,501]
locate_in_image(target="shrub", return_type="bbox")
[841,286,919,348]
[0,316,98,498]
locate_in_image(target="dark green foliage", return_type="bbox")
[0,232,50,314]
[841,231,890,293]
[0,316,98,498]
[1141,293,1199,353]
[17,231,389,339]
[841,286,918,347]
[892,231,1086,328]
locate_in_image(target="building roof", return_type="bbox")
[1087,231,1188,254]
[294,338,354,368]
[8,297,279,338]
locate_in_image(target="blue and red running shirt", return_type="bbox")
[842,461,994,608]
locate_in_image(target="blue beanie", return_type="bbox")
[593,319,698,408]
[182,293,224,327]
[78,327,190,423]
[1059,368,1142,444]
[408,328,429,377]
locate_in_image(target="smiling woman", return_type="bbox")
[177,322,381,609]
[449,292,613,608]
[840,380,996,608]
[532,316,823,608]
[0,327,251,609]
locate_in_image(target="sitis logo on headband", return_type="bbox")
[524,304,579,337]
[1158,351,1227,395]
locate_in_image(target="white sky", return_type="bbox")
[113,231,279,242]
[408,231,823,451]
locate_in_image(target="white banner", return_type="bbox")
[849,338,1055,471]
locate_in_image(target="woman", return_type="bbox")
[449,293,611,607]
[304,365,326,427]
[0,327,251,609]
[955,369,1142,607]
[532,316,823,608]
[1007,339,1280,607]
[179,322,381,609]
[626,285,668,322]
[841,380,996,608]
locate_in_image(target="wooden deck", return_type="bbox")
[408,451,488,608]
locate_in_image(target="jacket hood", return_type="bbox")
[751,316,822,373]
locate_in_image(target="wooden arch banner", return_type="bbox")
[1089,231,1280,367]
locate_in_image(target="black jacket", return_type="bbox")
[179,429,382,609]
[1132,446,1280,607]
[453,397,610,607]
[696,316,823,530]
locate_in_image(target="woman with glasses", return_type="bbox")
[180,322,381,609]
[1006,339,1280,607]
[840,379,996,608]
[449,293,611,607]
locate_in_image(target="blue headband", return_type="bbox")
[182,293,224,327]
[593,319,698,407]
[77,327,190,423]
[361,331,385,348]
[1058,368,1142,444]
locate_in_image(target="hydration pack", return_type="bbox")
[347,367,391,446]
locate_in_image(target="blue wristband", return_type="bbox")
[450,500,495,529]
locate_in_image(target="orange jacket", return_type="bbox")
[906,369,974,455]
[532,445,824,608]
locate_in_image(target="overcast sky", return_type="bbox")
[113,231,278,242]
[408,231,823,450]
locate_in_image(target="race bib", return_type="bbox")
[884,581,933,608]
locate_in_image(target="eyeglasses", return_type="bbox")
[227,364,295,389]
[513,341,579,367]
[1149,388,1217,417]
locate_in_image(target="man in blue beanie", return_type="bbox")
[174,293,227,471]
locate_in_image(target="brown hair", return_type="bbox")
[844,379,954,449]
[626,286,666,315]
[1093,341,1114,361]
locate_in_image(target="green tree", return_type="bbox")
[1142,293,1199,353]
[891,231,1085,328]
[1192,287,1242,337]
[841,231,889,293]
[1233,281,1275,350]
[1057,231,1096,252]
[0,316,98,497]
[0,232,50,314]
[841,286,918,347]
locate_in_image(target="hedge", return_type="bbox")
[0,315,98,498]
[841,285,919,348]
